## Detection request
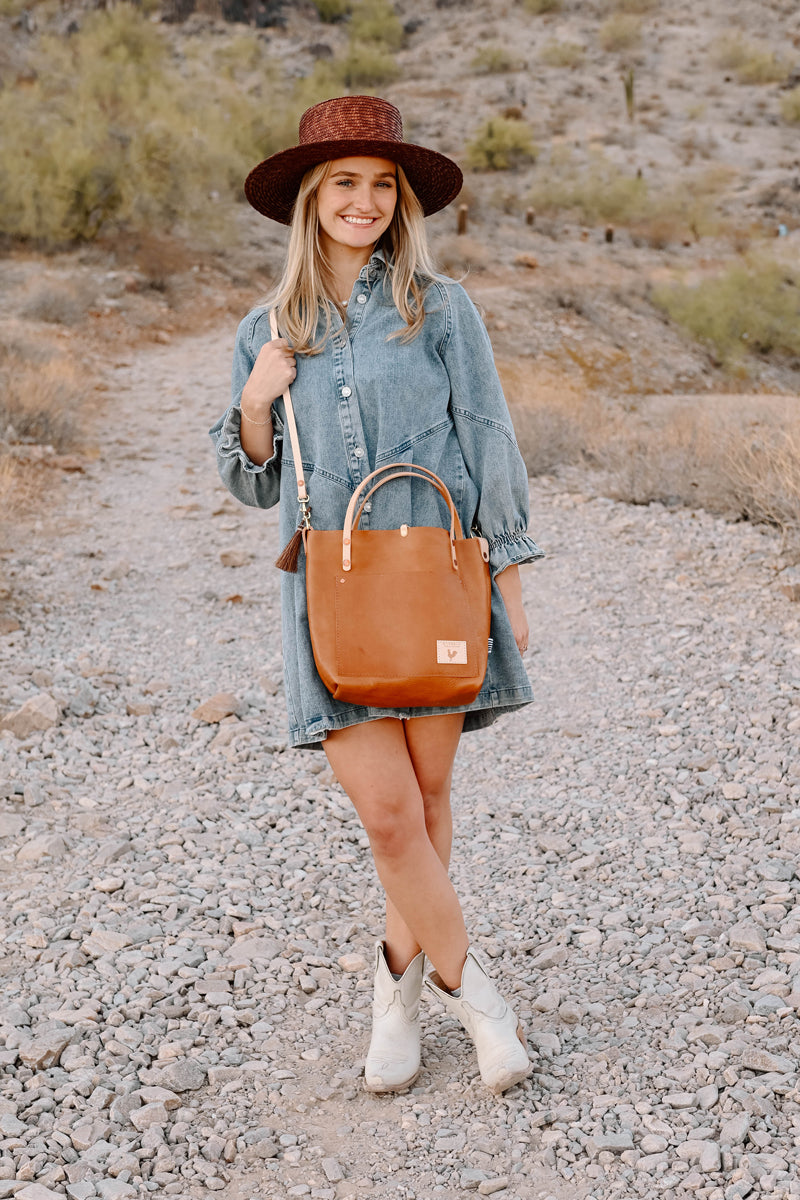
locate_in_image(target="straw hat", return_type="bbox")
[244,95,463,225]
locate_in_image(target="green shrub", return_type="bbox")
[608,0,657,11]
[540,39,585,68]
[528,149,725,242]
[471,44,522,74]
[0,7,296,245]
[522,0,562,12]
[652,257,800,366]
[310,0,353,20]
[337,41,400,86]
[781,86,800,123]
[349,0,404,51]
[466,117,537,171]
[599,14,642,51]
[712,33,791,84]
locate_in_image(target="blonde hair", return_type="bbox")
[269,161,440,355]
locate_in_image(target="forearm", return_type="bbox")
[239,389,275,465]
[494,563,529,653]
[494,563,522,609]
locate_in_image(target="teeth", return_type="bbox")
[343,216,375,225]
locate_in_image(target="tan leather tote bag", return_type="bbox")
[268,311,492,708]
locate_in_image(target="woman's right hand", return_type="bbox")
[241,338,297,418]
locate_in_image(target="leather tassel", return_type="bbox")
[275,528,304,573]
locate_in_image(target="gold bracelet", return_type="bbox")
[240,403,271,427]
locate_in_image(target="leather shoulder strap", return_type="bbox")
[269,308,307,505]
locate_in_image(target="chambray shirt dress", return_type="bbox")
[210,252,543,749]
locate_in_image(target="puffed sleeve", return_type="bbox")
[438,282,544,577]
[208,308,284,510]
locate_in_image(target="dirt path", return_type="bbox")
[1,329,799,1200]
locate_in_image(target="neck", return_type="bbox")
[323,240,376,303]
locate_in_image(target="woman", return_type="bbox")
[210,95,543,1096]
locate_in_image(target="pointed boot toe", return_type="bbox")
[424,947,531,1095]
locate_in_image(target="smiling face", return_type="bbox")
[316,156,398,257]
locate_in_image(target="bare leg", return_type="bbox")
[383,713,462,974]
[323,715,468,990]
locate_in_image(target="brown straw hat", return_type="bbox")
[244,95,463,225]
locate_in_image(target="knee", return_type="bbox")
[420,785,451,833]
[364,801,424,861]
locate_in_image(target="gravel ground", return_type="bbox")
[1,329,799,1200]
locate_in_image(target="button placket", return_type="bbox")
[334,336,371,521]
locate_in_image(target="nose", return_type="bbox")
[349,183,374,212]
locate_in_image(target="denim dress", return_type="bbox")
[209,252,544,749]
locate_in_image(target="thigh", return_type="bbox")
[323,718,425,836]
[403,711,465,801]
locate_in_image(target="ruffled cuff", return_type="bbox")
[210,404,284,474]
[487,530,545,578]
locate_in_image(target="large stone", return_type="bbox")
[129,1102,169,1131]
[155,1059,206,1092]
[0,693,59,738]
[17,1025,73,1070]
[82,929,133,957]
[191,693,242,723]
[728,921,767,955]
[720,1114,750,1146]
[17,1186,65,1200]
[741,1049,795,1074]
[224,935,282,968]
[16,834,66,863]
[588,1132,634,1155]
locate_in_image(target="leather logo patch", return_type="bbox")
[437,640,468,664]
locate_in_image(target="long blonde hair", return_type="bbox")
[269,160,440,354]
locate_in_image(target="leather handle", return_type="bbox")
[342,463,462,571]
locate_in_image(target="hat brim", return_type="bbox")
[244,139,463,225]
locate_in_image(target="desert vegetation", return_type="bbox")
[1,0,799,565]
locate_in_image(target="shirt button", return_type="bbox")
[357,294,367,304]
[363,501,372,512]
[341,386,352,397]
[354,447,365,459]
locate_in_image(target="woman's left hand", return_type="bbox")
[494,564,529,654]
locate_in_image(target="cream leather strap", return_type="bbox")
[268,308,308,507]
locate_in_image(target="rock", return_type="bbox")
[0,693,59,737]
[728,921,767,954]
[530,943,568,969]
[17,1186,65,1200]
[741,1049,795,1074]
[219,549,253,568]
[17,1026,73,1069]
[663,1092,697,1109]
[697,1084,719,1110]
[16,834,66,862]
[640,1135,668,1154]
[588,1132,634,1155]
[224,935,282,968]
[82,929,132,956]
[130,1102,169,1131]
[191,692,242,722]
[720,1114,750,1146]
[321,1158,344,1182]
[156,1059,206,1092]
[337,954,367,972]
[478,1180,510,1196]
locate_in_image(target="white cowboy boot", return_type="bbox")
[364,942,425,1093]
[424,946,531,1094]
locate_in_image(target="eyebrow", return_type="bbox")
[329,169,397,180]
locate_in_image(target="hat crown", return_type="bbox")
[298,95,404,147]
